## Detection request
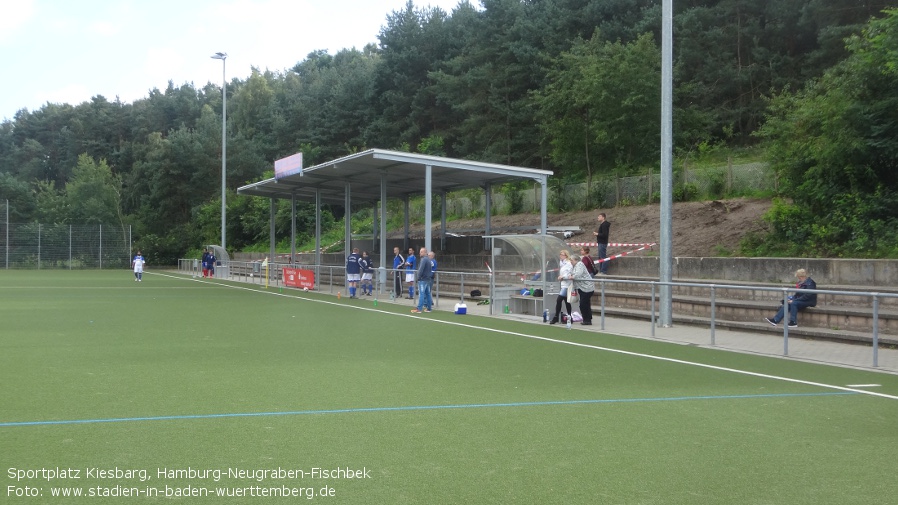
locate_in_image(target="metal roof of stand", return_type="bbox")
[236,149,554,275]
[237,149,553,204]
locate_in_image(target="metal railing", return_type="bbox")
[177,259,494,308]
[592,278,896,368]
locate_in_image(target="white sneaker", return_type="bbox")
[764,318,777,327]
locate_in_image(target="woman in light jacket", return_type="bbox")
[570,253,595,325]
[550,250,574,324]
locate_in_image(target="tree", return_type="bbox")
[65,154,123,226]
[369,1,455,151]
[756,9,898,257]
[0,172,35,221]
[536,32,661,182]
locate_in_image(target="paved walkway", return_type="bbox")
[410,293,898,375]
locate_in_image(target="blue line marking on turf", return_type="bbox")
[0,392,857,428]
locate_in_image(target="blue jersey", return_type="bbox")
[393,254,404,270]
[359,257,372,273]
[405,254,416,272]
[430,258,437,272]
[346,252,361,274]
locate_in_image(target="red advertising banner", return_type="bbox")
[283,268,315,289]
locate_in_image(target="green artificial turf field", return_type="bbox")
[2,270,897,504]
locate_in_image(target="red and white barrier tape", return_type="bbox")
[519,243,656,280]
[566,242,655,247]
[595,243,656,263]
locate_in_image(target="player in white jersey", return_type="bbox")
[132,251,145,282]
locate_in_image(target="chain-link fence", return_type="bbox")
[0,223,132,269]
[449,162,772,214]
[363,161,772,220]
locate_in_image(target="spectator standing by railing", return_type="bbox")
[550,250,574,324]
[571,253,595,325]
[412,248,433,314]
[392,247,404,298]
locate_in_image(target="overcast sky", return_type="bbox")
[0,0,466,121]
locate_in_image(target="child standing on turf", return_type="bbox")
[132,251,145,282]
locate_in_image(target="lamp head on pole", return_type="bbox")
[211,52,227,60]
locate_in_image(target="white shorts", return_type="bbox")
[405,273,415,283]
[347,274,361,282]
[361,273,373,281]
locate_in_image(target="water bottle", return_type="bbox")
[566,315,572,330]
[543,309,548,323]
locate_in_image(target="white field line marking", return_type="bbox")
[163,272,898,401]
[846,384,882,388]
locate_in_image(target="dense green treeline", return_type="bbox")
[0,0,895,262]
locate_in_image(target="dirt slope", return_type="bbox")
[404,197,772,257]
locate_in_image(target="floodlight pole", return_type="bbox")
[211,52,227,250]
[659,1,674,326]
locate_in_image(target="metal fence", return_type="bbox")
[440,161,771,215]
[178,259,494,310]
[1,223,132,269]
[590,277,894,368]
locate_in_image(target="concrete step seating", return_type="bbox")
[589,276,898,345]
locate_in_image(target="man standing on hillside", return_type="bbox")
[593,212,610,275]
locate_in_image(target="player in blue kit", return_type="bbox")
[404,247,417,299]
[346,248,362,298]
[359,251,374,296]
